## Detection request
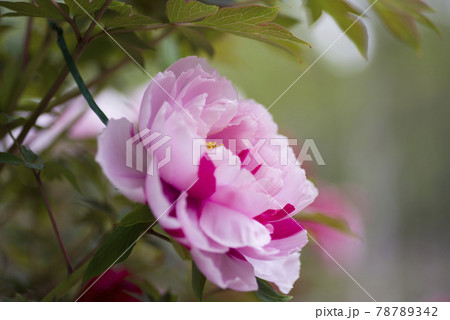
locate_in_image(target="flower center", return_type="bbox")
[206,141,221,149]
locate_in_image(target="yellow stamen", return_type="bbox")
[206,141,222,149]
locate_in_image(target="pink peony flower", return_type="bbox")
[96,57,317,293]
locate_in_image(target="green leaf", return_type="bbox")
[19,145,44,170]
[305,0,368,58]
[0,152,23,166]
[170,237,192,261]
[42,161,81,194]
[119,205,155,227]
[0,114,26,128]
[192,261,206,301]
[297,212,359,238]
[371,0,439,53]
[110,32,150,67]
[179,26,214,56]
[199,5,279,28]
[101,1,156,29]
[0,0,69,20]
[63,0,108,17]
[167,0,218,23]
[255,278,292,302]
[41,261,89,302]
[84,223,149,281]
[50,21,109,126]
[304,0,323,24]
[273,14,301,29]
[192,5,310,60]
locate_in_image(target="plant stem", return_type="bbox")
[48,57,131,109]
[50,0,82,42]
[33,170,74,274]
[0,0,114,172]
[22,17,33,70]
[148,229,171,243]
[88,24,169,44]
[5,27,54,115]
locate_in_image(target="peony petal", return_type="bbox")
[96,118,146,203]
[176,194,228,253]
[191,249,257,292]
[199,201,271,248]
[246,252,301,294]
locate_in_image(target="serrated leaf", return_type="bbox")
[192,5,310,60]
[167,0,218,23]
[19,145,44,170]
[192,261,206,301]
[84,223,149,281]
[255,278,292,302]
[0,152,23,166]
[0,0,69,20]
[199,5,278,26]
[119,205,154,227]
[179,26,214,56]
[101,1,156,29]
[297,212,359,238]
[64,0,108,17]
[371,0,439,53]
[273,14,301,29]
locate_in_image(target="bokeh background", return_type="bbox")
[0,0,449,301]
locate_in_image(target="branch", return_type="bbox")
[0,0,115,172]
[33,170,74,274]
[50,0,82,42]
[48,57,131,109]
[22,17,33,70]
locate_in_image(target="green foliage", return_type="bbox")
[119,205,155,227]
[371,0,439,53]
[41,261,89,302]
[191,261,206,301]
[170,236,192,260]
[297,212,359,238]
[305,0,437,55]
[178,26,214,56]
[50,21,109,126]
[0,152,23,166]
[83,223,149,281]
[167,0,218,23]
[101,1,156,29]
[255,278,292,302]
[0,0,69,19]
[63,0,108,17]
[84,205,154,281]
[20,145,44,170]
[305,0,368,58]
[42,160,81,194]
[191,5,310,60]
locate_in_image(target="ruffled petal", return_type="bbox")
[246,252,301,294]
[191,249,257,292]
[96,118,146,203]
[200,201,271,248]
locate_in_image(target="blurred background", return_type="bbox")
[0,0,449,301]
